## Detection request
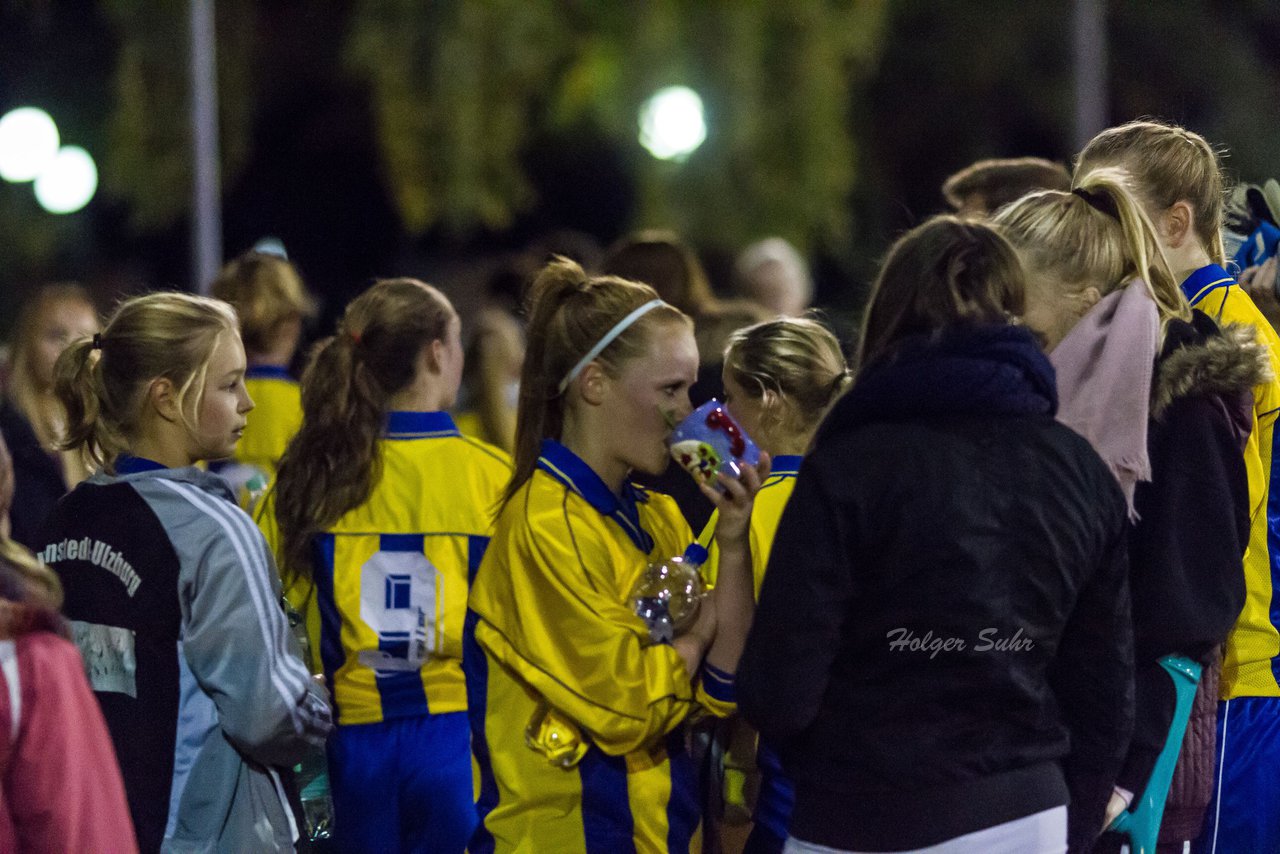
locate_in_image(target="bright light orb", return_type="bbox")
[0,107,61,182]
[639,86,706,162]
[34,146,98,214]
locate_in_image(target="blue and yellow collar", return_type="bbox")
[245,364,295,381]
[385,411,461,440]
[536,439,654,553]
[770,455,803,477]
[1181,264,1236,307]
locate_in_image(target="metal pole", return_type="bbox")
[1072,0,1108,154]
[190,0,221,294]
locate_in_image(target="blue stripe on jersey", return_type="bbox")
[1269,413,1280,687]
[372,532,431,717]
[312,534,345,696]
[700,662,736,704]
[754,740,795,842]
[468,535,488,585]
[665,727,698,853]
[244,364,294,381]
[537,439,654,554]
[770,455,803,477]
[463,608,497,854]
[385,410,461,440]
[579,746,636,854]
[380,533,425,552]
[1181,263,1236,307]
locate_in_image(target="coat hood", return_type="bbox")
[1152,315,1271,437]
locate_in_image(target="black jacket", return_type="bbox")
[737,325,1134,852]
[1116,312,1255,840]
[0,400,66,550]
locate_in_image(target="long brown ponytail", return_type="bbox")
[274,278,455,584]
[504,257,689,508]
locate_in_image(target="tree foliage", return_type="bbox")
[338,1,887,250]
[101,0,257,230]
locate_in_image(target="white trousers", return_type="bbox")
[783,805,1068,854]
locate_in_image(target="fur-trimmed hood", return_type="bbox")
[1152,314,1271,441]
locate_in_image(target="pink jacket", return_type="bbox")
[0,626,137,853]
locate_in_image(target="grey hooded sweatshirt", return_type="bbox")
[38,460,332,853]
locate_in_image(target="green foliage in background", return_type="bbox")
[102,0,257,230]
[331,1,884,251]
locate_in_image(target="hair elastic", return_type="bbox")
[1072,186,1120,219]
[91,333,103,350]
[558,299,665,394]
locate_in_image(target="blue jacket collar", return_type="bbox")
[770,455,803,477]
[245,364,294,381]
[385,411,460,440]
[114,454,169,474]
[1181,264,1236,307]
[537,439,653,553]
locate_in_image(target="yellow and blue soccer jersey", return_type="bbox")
[259,411,510,725]
[240,365,304,478]
[702,455,803,598]
[213,365,304,508]
[1182,266,1280,698]
[466,439,736,853]
[702,456,803,843]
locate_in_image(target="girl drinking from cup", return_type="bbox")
[466,257,766,852]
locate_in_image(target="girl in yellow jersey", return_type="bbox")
[1077,121,1280,850]
[703,317,850,854]
[259,279,511,853]
[465,258,766,853]
[210,250,314,505]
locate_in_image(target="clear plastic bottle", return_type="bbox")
[629,543,710,644]
[284,598,334,841]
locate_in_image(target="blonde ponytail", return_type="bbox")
[1075,168,1192,325]
[993,166,1192,331]
[52,292,238,470]
[723,316,849,443]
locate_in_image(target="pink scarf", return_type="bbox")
[1049,279,1160,519]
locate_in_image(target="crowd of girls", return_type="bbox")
[0,117,1276,854]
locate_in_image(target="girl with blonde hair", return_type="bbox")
[37,291,331,853]
[466,257,765,852]
[1,283,99,545]
[995,169,1262,852]
[1076,121,1280,850]
[709,316,850,852]
[210,250,315,503]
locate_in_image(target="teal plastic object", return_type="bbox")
[1107,655,1203,854]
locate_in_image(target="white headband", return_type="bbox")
[558,299,666,394]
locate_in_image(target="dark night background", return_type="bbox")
[3,1,1279,342]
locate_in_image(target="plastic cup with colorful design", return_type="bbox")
[668,399,761,491]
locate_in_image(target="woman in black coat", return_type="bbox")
[737,216,1135,854]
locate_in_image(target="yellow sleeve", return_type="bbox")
[471,499,700,756]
